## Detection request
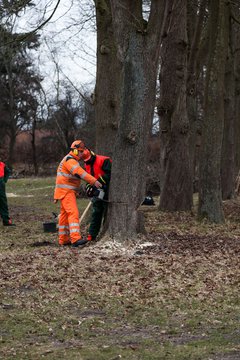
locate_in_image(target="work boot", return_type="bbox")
[87,234,96,242]
[3,219,16,226]
[72,239,88,247]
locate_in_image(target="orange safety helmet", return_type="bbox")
[70,140,85,150]
[70,140,85,157]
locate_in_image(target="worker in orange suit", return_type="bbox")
[54,140,102,247]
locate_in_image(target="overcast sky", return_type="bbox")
[15,0,96,95]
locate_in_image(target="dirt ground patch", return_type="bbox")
[0,186,240,359]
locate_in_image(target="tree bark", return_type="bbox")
[198,0,229,223]
[187,0,207,194]
[233,11,240,176]
[94,0,121,156]
[107,0,167,239]
[221,38,235,200]
[158,0,192,211]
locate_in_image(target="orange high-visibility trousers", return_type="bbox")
[58,191,81,245]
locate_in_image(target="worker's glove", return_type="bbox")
[86,184,94,197]
[86,184,105,199]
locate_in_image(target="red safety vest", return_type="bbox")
[0,162,5,178]
[84,155,111,178]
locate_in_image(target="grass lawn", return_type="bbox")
[0,177,239,359]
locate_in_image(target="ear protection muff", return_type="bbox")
[73,149,79,155]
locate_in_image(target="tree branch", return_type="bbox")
[1,0,61,48]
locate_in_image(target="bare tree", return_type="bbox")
[232,5,240,189]
[187,0,208,192]
[106,0,168,240]
[198,0,229,223]
[221,19,235,200]
[158,0,192,211]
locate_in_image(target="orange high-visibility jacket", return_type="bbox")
[54,153,98,200]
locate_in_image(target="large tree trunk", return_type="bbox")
[158,0,192,211]
[198,0,229,223]
[233,11,240,177]
[107,0,167,239]
[7,127,16,166]
[187,0,207,194]
[221,40,235,200]
[94,0,121,156]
